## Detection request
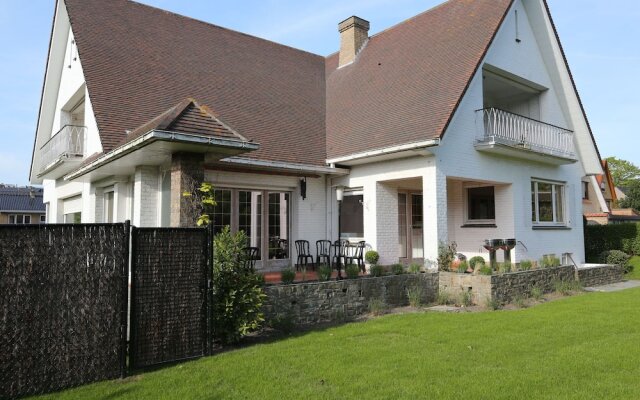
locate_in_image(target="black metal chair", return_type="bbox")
[242,247,259,272]
[276,239,288,259]
[346,241,366,273]
[331,240,349,272]
[316,240,331,267]
[294,240,314,271]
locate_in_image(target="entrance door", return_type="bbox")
[398,193,424,263]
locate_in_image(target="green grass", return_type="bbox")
[626,256,640,280]
[34,289,640,400]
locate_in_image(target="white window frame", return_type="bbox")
[464,184,496,225]
[8,214,32,224]
[103,187,115,223]
[531,179,566,226]
[40,214,46,223]
[340,189,364,240]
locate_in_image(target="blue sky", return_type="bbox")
[0,0,638,185]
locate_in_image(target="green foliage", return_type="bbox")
[584,223,639,262]
[182,182,218,227]
[554,279,582,296]
[605,156,640,189]
[519,260,533,271]
[318,264,332,281]
[368,298,387,316]
[437,241,457,271]
[459,291,473,307]
[457,260,469,274]
[408,263,422,274]
[271,314,296,334]
[407,287,423,307]
[370,264,385,277]
[345,264,360,279]
[541,255,561,269]
[530,286,544,301]
[212,226,266,344]
[280,269,296,284]
[391,263,405,275]
[478,265,493,276]
[365,250,380,265]
[436,290,452,305]
[498,261,512,274]
[468,256,486,269]
[513,294,527,309]
[600,250,632,273]
[485,297,501,310]
[619,180,640,210]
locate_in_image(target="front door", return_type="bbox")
[398,193,424,263]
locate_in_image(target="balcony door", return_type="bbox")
[398,192,424,263]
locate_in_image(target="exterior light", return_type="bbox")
[336,186,344,202]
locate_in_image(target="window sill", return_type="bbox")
[532,225,571,230]
[461,224,497,228]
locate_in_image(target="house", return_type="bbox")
[0,185,46,224]
[30,0,603,269]
[583,160,640,224]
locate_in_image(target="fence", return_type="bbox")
[0,223,213,399]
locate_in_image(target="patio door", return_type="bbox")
[398,193,424,263]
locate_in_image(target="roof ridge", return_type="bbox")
[127,0,325,59]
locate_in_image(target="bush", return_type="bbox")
[600,250,632,273]
[530,286,544,301]
[407,287,423,307]
[519,260,533,271]
[436,290,452,305]
[437,241,457,271]
[478,265,493,276]
[469,256,486,270]
[459,291,473,307]
[368,299,387,316]
[370,264,385,277]
[457,260,469,274]
[513,294,527,308]
[365,250,380,265]
[498,261,512,274]
[408,263,422,274]
[485,297,501,311]
[554,279,582,296]
[584,223,639,262]
[212,226,266,344]
[541,255,561,269]
[318,264,332,281]
[345,264,360,279]
[391,263,405,275]
[280,269,296,284]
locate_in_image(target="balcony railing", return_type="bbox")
[39,125,86,174]
[475,108,576,161]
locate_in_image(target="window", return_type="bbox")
[531,180,565,225]
[40,214,46,223]
[340,192,364,238]
[64,212,82,224]
[8,214,31,224]
[582,181,589,200]
[466,186,495,222]
[104,191,115,223]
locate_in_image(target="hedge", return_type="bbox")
[584,223,639,262]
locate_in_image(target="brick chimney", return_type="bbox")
[338,16,370,67]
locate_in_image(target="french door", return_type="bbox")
[398,193,424,263]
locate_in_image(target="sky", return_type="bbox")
[0,0,638,185]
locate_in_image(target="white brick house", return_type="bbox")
[30,0,603,270]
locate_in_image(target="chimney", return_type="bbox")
[338,16,370,67]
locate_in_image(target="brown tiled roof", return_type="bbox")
[326,0,513,159]
[65,0,325,165]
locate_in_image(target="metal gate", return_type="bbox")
[129,226,213,369]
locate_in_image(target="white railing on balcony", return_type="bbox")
[476,108,576,159]
[39,125,86,173]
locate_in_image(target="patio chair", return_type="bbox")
[242,247,259,272]
[294,240,314,271]
[276,239,288,259]
[345,241,366,273]
[316,240,331,268]
[331,240,349,271]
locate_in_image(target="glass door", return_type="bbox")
[398,192,424,263]
[411,194,424,259]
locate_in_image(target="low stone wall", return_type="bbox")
[263,273,438,326]
[440,265,575,305]
[577,265,624,287]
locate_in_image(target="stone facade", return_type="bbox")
[170,152,204,227]
[577,265,624,287]
[263,273,438,326]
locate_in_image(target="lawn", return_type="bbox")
[626,256,640,280]
[34,289,640,400]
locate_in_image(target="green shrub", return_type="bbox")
[584,223,639,262]
[391,263,405,275]
[318,264,332,281]
[519,260,533,271]
[530,286,544,301]
[541,255,561,269]
[368,298,387,316]
[436,289,452,305]
[370,264,385,277]
[513,294,527,308]
[485,297,501,311]
[600,249,632,273]
[407,287,423,307]
[459,290,473,307]
[437,241,457,271]
[478,265,493,276]
[622,238,635,255]
[457,261,469,274]
[280,269,296,284]
[408,263,422,274]
[365,250,380,265]
[554,279,582,296]
[469,256,486,270]
[271,314,295,334]
[498,261,512,274]
[345,264,360,279]
[212,226,267,344]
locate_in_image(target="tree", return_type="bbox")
[605,157,640,189]
[619,180,640,211]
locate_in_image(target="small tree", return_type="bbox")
[619,180,640,211]
[605,157,640,189]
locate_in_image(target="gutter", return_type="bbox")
[326,139,440,165]
[219,157,350,175]
[64,130,260,180]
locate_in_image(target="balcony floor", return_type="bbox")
[475,138,578,165]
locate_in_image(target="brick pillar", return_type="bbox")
[423,164,448,268]
[170,152,204,227]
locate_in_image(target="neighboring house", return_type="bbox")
[0,185,46,224]
[583,160,639,224]
[30,0,603,269]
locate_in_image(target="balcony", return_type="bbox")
[38,125,86,178]
[474,108,577,165]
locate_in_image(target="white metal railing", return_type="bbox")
[476,108,576,159]
[39,125,86,173]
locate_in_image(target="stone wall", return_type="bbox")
[263,273,438,326]
[439,272,492,305]
[577,265,624,287]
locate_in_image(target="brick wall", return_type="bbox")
[134,166,159,227]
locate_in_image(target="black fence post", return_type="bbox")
[128,224,138,372]
[120,220,131,378]
[207,223,215,355]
